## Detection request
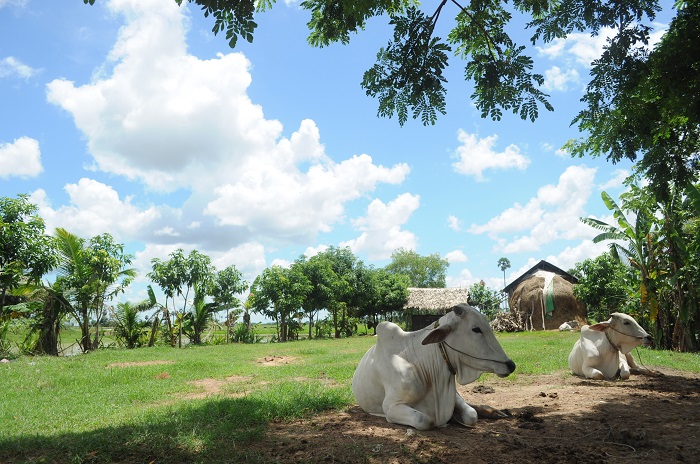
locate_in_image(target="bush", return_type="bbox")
[232,322,262,343]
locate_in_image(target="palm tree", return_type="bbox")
[497,257,511,288]
[185,283,219,345]
[112,300,151,349]
[54,228,136,352]
[11,280,72,356]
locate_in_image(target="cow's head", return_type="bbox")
[589,312,652,353]
[422,303,516,384]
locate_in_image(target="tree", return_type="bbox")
[467,281,501,320]
[318,247,366,338]
[570,252,636,323]
[9,280,72,356]
[0,195,57,314]
[497,257,510,289]
[165,0,555,125]
[210,265,248,342]
[581,191,659,324]
[112,300,151,349]
[566,2,700,197]
[54,229,135,353]
[183,282,218,345]
[1,195,58,352]
[385,248,448,288]
[296,255,334,340]
[148,248,215,347]
[249,264,311,342]
[144,284,173,347]
[357,267,410,334]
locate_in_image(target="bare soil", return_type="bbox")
[247,367,700,463]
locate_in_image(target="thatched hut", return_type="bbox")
[403,287,470,331]
[502,260,586,331]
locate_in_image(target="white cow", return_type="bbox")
[352,303,516,430]
[568,312,652,380]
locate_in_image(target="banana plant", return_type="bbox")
[580,191,661,321]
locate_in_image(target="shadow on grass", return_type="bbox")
[0,390,346,464]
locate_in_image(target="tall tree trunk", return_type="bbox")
[333,307,340,339]
[280,313,287,342]
[79,304,91,353]
[148,316,159,347]
[308,313,313,340]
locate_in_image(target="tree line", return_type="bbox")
[0,194,450,355]
[3,183,699,355]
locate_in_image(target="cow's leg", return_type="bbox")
[625,352,649,375]
[618,353,631,380]
[581,361,604,380]
[451,393,478,426]
[384,403,435,430]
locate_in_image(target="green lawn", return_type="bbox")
[1,331,698,463]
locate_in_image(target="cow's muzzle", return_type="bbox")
[497,359,516,378]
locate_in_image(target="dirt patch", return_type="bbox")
[182,375,254,400]
[106,360,174,368]
[246,367,700,463]
[256,355,298,366]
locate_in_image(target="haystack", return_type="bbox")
[509,273,586,331]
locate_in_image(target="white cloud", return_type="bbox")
[0,56,38,79]
[538,29,614,68]
[44,0,409,247]
[542,66,580,92]
[205,151,409,241]
[547,241,610,273]
[445,268,503,290]
[470,165,598,253]
[304,244,329,258]
[451,131,530,181]
[598,169,629,190]
[340,193,420,260]
[0,136,42,178]
[444,249,467,263]
[270,258,292,268]
[0,0,28,8]
[469,200,543,235]
[445,268,474,288]
[211,242,267,278]
[447,215,462,232]
[30,178,161,240]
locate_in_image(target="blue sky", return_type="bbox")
[0,0,675,320]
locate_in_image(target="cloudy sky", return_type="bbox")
[0,0,675,319]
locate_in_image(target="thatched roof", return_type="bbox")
[502,260,578,294]
[403,287,470,312]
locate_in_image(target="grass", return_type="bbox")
[1,331,698,463]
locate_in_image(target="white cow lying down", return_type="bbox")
[352,303,516,430]
[569,312,652,380]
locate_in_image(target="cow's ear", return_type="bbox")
[589,321,610,332]
[452,304,466,316]
[422,326,452,345]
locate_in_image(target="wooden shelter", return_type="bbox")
[502,260,586,331]
[403,287,470,331]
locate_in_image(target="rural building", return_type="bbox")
[403,287,470,331]
[502,260,586,330]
